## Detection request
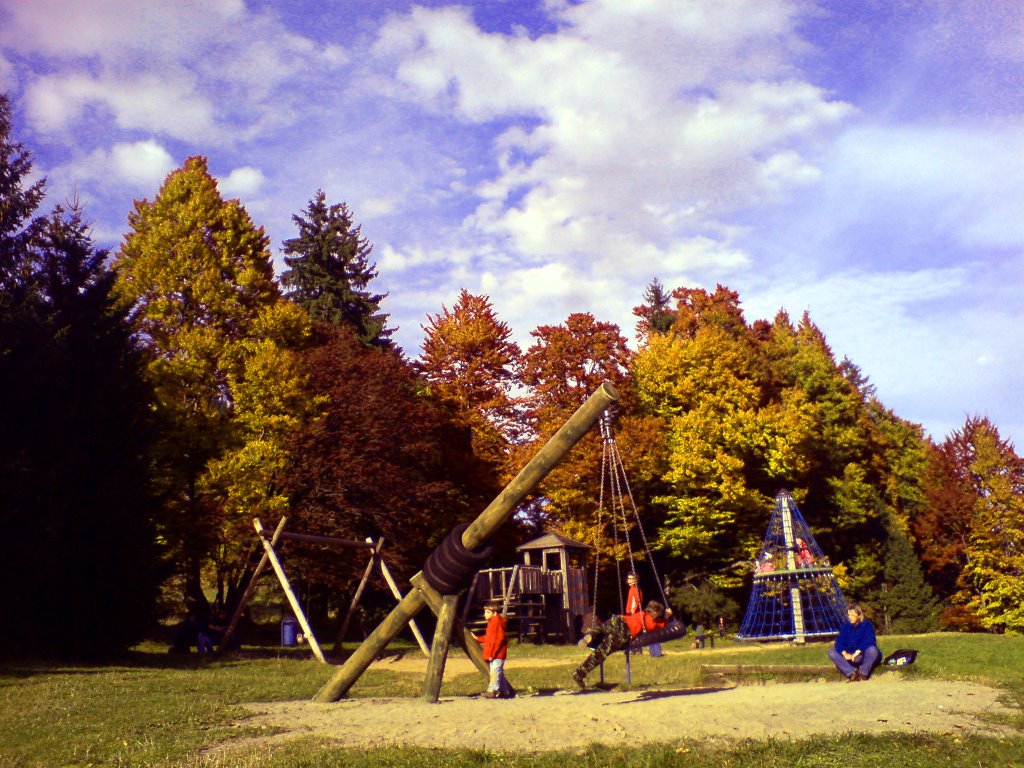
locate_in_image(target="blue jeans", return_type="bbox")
[488,658,512,696]
[829,646,881,678]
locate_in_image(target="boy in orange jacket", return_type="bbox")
[475,601,513,699]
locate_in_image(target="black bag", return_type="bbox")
[883,648,919,667]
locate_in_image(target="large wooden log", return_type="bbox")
[312,382,619,702]
[380,558,431,657]
[411,572,488,676]
[422,594,459,703]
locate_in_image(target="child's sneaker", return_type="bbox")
[571,670,586,689]
[576,633,592,648]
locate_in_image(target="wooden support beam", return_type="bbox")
[278,531,375,548]
[411,573,488,677]
[335,538,382,653]
[254,517,327,664]
[422,594,460,703]
[379,556,430,657]
[313,383,619,702]
[217,516,288,654]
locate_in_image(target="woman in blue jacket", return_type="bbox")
[829,603,881,681]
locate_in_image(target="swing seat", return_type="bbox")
[627,618,688,652]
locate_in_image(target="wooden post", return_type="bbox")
[502,564,521,615]
[312,383,619,702]
[379,556,431,657]
[411,573,489,677]
[422,594,460,703]
[335,538,382,653]
[460,572,481,623]
[217,516,287,654]
[254,517,327,664]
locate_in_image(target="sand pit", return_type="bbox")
[219,656,1014,754]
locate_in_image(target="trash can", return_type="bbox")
[280,616,298,647]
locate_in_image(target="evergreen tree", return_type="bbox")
[877,526,939,633]
[632,278,675,341]
[0,97,161,657]
[280,190,392,347]
[957,418,1024,633]
[0,94,45,297]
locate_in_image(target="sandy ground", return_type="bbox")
[214,654,1017,755]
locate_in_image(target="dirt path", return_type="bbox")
[218,656,1015,754]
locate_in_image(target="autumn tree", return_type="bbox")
[418,289,522,468]
[280,190,392,346]
[0,94,161,657]
[917,417,1024,633]
[114,156,314,612]
[631,283,930,612]
[282,323,503,633]
[513,313,638,543]
[633,291,815,585]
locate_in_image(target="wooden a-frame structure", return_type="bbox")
[218,517,429,662]
[314,383,620,703]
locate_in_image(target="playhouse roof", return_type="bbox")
[516,532,591,552]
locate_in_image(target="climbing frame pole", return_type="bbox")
[335,538,384,652]
[254,517,327,663]
[217,516,288,654]
[313,382,620,703]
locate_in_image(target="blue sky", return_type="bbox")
[1,0,1021,447]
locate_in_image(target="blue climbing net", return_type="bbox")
[736,490,848,641]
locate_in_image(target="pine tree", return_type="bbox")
[632,278,675,342]
[0,94,45,297]
[958,418,1024,633]
[878,526,939,633]
[280,190,392,347]
[0,101,161,657]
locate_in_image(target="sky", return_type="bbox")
[1,0,1021,448]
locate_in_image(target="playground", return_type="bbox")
[223,652,1013,755]
[3,632,1023,767]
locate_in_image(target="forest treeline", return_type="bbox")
[2,94,1022,658]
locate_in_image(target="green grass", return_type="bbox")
[1,633,1022,767]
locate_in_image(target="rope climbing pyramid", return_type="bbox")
[736,489,847,643]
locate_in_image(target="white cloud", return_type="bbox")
[25,71,217,141]
[374,1,852,270]
[5,0,347,144]
[110,140,176,187]
[218,166,265,197]
[47,139,176,192]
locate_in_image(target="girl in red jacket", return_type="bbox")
[475,601,513,699]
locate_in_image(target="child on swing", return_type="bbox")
[572,600,672,688]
